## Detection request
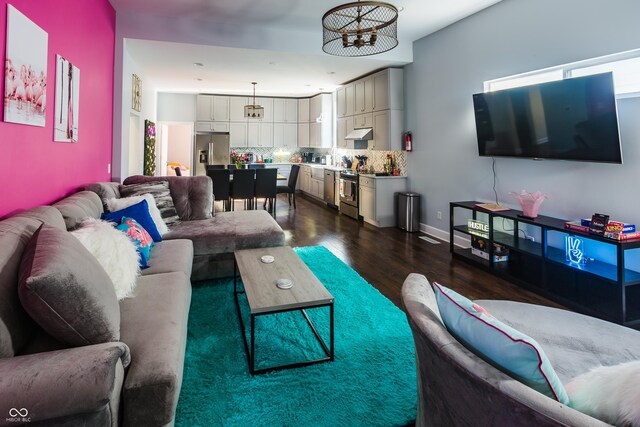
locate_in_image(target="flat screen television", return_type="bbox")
[473,72,622,163]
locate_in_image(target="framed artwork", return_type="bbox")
[54,55,80,142]
[3,5,48,127]
[132,74,141,112]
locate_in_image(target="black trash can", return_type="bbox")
[397,192,421,232]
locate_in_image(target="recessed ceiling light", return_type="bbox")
[327,71,336,75]
[305,84,312,87]
[269,61,276,65]
[196,78,203,81]
[193,62,204,67]
[319,88,324,91]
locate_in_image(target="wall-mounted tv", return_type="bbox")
[473,72,622,163]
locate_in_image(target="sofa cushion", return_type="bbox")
[476,299,640,383]
[141,239,193,278]
[122,175,213,221]
[53,191,104,230]
[433,282,570,404]
[106,193,169,235]
[119,272,191,426]
[164,210,285,256]
[18,226,120,346]
[72,218,141,299]
[119,181,180,227]
[102,199,162,242]
[117,217,154,269]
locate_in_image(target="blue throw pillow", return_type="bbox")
[117,217,154,269]
[102,199,162,242]
[432,282,570,405]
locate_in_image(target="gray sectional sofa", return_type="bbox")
[401,273,640,427]
[0,175,285,426]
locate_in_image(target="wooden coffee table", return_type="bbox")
[233,246,334,375]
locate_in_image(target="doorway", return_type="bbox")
[157,122,194,176]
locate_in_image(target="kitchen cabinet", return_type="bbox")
[195,121,230,133]
[346,84,355,117]
[273,98,298,123]
[354,76,374,114]
[197,94,230,122]
[298,123,310,147]
[254,97,273,122]
[371,109,403,151]
[372,68,404,111]
[309,94,333,148]
[353,112,373,129]
[229,97,249,122]
[336,117,348,149]
[247,122,273,147]
[229,122,248,147]
[359,175,408,227]
[273,123,297,148]
[298,98,310,122]
[299,165,311,193]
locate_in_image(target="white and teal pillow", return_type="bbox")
[432,282,570,405]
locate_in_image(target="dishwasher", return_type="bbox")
[324,170,337,208]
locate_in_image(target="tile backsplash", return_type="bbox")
[231,146,407,175]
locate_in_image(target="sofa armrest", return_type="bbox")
[0,342,130,426]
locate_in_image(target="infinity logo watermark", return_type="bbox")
[6,408,30,423]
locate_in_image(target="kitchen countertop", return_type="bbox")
[359,173,407,179]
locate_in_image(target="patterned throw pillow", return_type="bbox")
[117,217,154,269]
[432,282,570,405]
[119,181,180,227]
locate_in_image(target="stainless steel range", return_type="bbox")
[339,170,358,219]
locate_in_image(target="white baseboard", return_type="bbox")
[419,223,471,249]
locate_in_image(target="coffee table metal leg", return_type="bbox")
[330,302,334,361]
[250,314,255,374]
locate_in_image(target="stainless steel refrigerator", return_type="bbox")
[193,133,230,176]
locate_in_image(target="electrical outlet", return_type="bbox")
[437,211,442,220]
[107,163,111,174]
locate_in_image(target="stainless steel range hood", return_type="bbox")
[345,128,373,140]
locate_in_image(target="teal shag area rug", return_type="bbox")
[176,246,416,426]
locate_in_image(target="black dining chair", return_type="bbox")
[277,164,300,209]
[174,166,182,176]
[230,169,256,211]
[206,169,231,212]
[254,168,278,217]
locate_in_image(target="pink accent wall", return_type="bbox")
[0,0,115,218]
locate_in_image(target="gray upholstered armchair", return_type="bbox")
[400,273,640,427]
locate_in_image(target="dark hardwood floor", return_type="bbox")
[262,193,564,311]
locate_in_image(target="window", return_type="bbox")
[569,56,640,96]
[484,49,640,97]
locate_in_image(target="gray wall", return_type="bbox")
[405,0,640,235]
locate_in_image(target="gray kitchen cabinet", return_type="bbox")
[229,97,249,122]
[359,175,408,227]
[229,122,248,148]
[298,98,310,122]
[371,109,403,151]
[195,121,230,132]
[247,122,273,147]
[273,123,297,148]
[372,68,404,111]
[298,123,310,147]
[354,75,374,114]
[273,98,298,123]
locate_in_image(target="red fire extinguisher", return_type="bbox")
[403,131,413,152]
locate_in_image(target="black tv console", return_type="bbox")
[450,201,640,328]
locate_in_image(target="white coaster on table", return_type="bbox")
[261,255,275,264]
[276,278,293,289]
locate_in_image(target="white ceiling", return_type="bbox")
[111,0,502,97]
